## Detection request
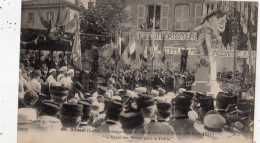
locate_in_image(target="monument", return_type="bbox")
[192,10,227,94]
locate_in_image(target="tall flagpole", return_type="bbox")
[152,0,156,73]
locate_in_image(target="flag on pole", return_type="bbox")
[111,39,120,61]
[37,9,51,31]
[55,0,62,27]
[71,18,82,70]
[121,33,130,63]
[65,14,79,33]
[129,39,136,61]
[140,37,148,62]
[61,9,70,25]
[121,33,129,56]
[148,35,154,61]
[241,2,249,34]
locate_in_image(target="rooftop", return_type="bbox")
[22,0,83,11]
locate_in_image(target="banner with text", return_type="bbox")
[137,32,198,41]
[164,47,256,59]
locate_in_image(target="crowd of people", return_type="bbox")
[18,51,255,142]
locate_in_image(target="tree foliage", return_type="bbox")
[80,0,129,49]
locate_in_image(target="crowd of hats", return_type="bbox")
[18,51,254,141]
[18,81,254,140]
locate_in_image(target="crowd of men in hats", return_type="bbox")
[18,51,255,142]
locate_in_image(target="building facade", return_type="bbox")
[124,0,257,74]
[21,0,82,30]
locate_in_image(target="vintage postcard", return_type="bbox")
[17,0,257,143]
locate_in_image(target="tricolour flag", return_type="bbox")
[55,0,62,27]
[65,14,79,33]
[38,9,51,31]
[148,35,154,61]
[111,39,120,61]
[140,37,148,62]
[129,39,136,61]
[71,18,82,70]
[121,33,130,63]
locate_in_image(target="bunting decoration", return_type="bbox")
[20,34,47,46]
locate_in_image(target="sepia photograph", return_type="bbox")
[17,0,257,143]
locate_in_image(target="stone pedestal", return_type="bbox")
[192,55,222,95]
[192,56,211,92]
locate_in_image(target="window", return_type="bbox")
[195,4,203,28]
[146,5,161,29]
[137,4,169,30]
[174,4,190,31]
[27,12,34,22]
[46,11,54,21]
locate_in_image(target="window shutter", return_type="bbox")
[137,5,145,30]
[175,5,190,30]
[195,4,203,28]
[161,4,169,30]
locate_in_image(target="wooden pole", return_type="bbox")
[232,2,238,92]
[151,0,157,74]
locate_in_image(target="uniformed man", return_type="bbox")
[77,100,93,128]
[59,103,83,128]
[49,82,69,105]
[119,110,149,136]
[226,94,238,113]
[136,94,176,136]
[208,92,230,120]
[94,99,124,134]
[196,96,214,122]
[156,100,176,137]
[169,94,201,140]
